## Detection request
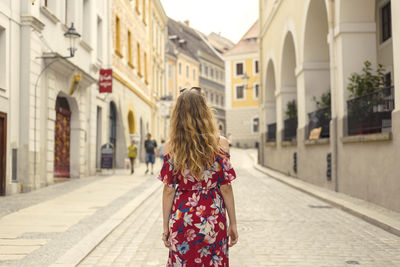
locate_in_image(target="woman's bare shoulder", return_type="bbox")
[218,136,230,153]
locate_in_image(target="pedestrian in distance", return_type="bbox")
[144,133,157,175]
[158,138,165,159]
[127,139,137,174]
[158,87,238,266]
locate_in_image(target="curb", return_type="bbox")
[251,156,400,238]
[50,181,162,267]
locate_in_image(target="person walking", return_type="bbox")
[127,139,137,174]
[157,87,238,266]
[158,139,165,159]
[144,133,157,175]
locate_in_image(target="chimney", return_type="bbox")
[184,20,190,27]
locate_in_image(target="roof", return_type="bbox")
[167,18,222,63]
[225,20,259,56]
[206,32,235,55]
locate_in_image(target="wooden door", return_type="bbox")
[54,104,71,178]
[0,112,6,196]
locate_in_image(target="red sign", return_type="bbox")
[99,69,112,93]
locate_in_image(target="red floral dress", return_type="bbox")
[158,151,236,267]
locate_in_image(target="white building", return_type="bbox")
[259,0,400,212]
[0,0,111,194]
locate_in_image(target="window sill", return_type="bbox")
[40,6,59,24]
[115,50,123,58]
[264,141,277,147]
[282,140,297,147]
[304,138,330,146]
[342,132,392,144]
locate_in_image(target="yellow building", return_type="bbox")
[224,21,260,148]
[111,0,154,164]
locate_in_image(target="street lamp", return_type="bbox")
[242,73,252,90]
[64,23,81,58]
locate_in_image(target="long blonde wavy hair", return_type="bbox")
[169,88,223,181]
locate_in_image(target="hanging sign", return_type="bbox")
[99,69,113,93]
[69,73,82,95]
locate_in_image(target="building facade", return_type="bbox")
[259,0,400,212]
[0,0,111,194]
[111,0,157,165]
[225,21,260,148]
[149,0,168,141]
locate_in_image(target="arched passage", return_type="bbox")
[280,32,298,141]
[303,0,331,137]
[265,60,277,141]
[109,102,117,148]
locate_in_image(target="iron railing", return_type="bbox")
[283,117,297,141]
[347,86,394,136]
[308,107,331,138]
[266,123,277,142]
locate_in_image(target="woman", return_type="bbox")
[157,87,238,266]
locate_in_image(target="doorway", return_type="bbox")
[54,97,71,178]
[0,112,7,196]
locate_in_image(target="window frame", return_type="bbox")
[254,59,259,75]
[235,61,245,77]
[253,83,259,100]
[252,117,260,133]
[380,1,392,43]
[234,84,246,101]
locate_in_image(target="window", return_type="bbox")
[135,0,140,14]
[44,0,48,6]
[186,65,189,78]
[193,69,196,80]
[216,95,219,105]
[381,2,391,43]
[82,0,90,42]
[235,85,245,100]
[254,83,259,99]
[254,60,259,74]
[168,63,172,78]
[199,64,202,74]
[205,66,208,76]
[253,118,259,133]
[97,16,103,60]
[211,93,214,103]
[205,90,208,99]
[179,62,182,75]
[137,42,142,76]
[144,52,148,82]
[385,72,392,87]
[0,27,5,89]
[128,31,133,66]
[236,62,244,76]
[142,0,146,24]
[221,96,224,106]
[211,68,214,78]
[115,16,122,56]
[216,71,219,80]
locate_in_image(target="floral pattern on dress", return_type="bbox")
[158,151,236,267]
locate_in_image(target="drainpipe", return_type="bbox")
[328,0,339,192]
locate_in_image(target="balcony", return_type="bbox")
[347,86,394,136]
[308,107,331,138]
[283,117,297,141]
[266,123,276,142]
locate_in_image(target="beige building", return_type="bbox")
[149,0,168,141]
[225,21,260,148]
[259,0,400,212]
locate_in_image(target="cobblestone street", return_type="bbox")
[80,150,400,266]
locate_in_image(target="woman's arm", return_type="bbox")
[162,185,175,247]
[218,136,238,247]
[161,141,175,247]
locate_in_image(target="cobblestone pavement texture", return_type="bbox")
[80,149,400,267]
[0,161,161,267]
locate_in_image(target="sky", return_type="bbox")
[159,0,259,44]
